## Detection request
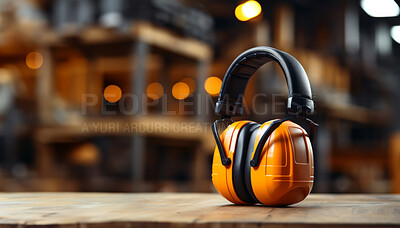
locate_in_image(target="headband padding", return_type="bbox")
[216,46,314,117]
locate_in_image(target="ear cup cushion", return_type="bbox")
[244,124,262,203]
[233,122,261,204]
[212,120,252,205]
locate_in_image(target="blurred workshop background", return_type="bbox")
[0,0,400,193]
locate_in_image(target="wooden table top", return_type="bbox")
[0,193,399,228]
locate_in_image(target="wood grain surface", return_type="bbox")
[0,193,399,228]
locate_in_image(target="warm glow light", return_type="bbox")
[25,52,43,69]
[360,0,399,17]
[104,85,122,103]
[172,82,190,100]
[147,82,164,100]
[69,143,100,165]
[181,77,196,94]
[391,26,400,44]
[204,77,222,96]
[235,1,262,21]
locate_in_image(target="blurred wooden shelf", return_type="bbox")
[0,177,212,192]
[0,177,81,192]
[33,116,214,186]
[320,101,392,126]
[330,151,388,171]
[34,116,215,150]
[39,22,212,61]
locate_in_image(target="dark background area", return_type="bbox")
[0,0,399,193]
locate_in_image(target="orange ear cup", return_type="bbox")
[251,120,314,206]
[211,120,252,204]
[212,119,314,206]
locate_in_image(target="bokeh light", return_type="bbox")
[104,85,122,103]
[172,82,190,100]
[235,0,262,21]
[68,143,100,166]
[181,77,196,94]
[204,76,222,96]
[25,52,43,69]
[391,26,400,44]
[360,0,399,18]
[147,82,164,100]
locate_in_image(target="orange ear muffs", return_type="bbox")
[211,46,318,206]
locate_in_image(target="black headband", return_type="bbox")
[215,46,314,117]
